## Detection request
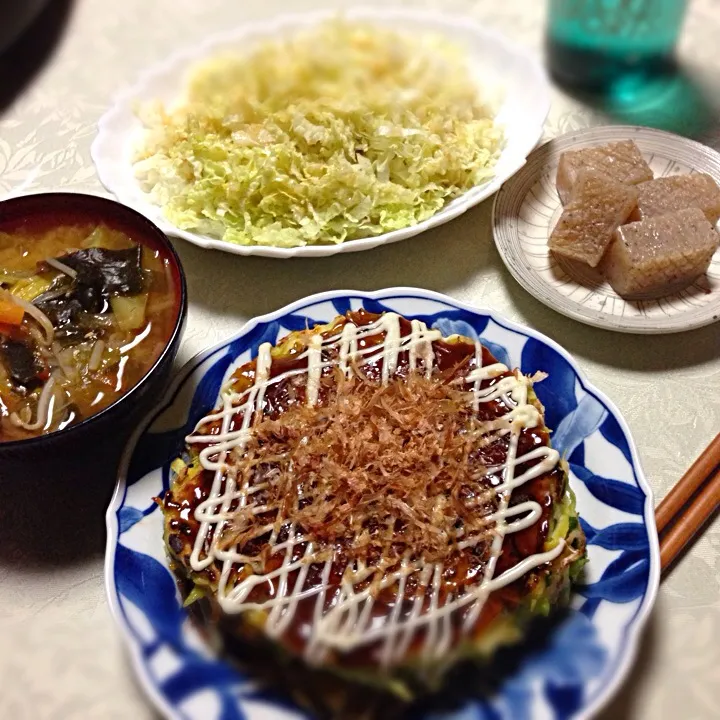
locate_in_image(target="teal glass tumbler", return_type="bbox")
[546,0,689,91]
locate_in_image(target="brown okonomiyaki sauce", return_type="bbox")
[163,310,559,670]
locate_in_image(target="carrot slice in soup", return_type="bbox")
[0,296,24,326]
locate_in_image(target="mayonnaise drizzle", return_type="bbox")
[184,313,564,667]
[305,334,322,407]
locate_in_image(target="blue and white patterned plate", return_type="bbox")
[105,288,660,720]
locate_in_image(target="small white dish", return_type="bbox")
[91,7,550,259]
[492,125,720,334]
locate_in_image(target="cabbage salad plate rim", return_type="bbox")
[91,7,550,258]
[105,287,660,720]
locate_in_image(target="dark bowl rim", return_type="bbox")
[0,191,188,450]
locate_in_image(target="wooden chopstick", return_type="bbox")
[659,467,720,570]
[656,432,720,533]
[656,432,720,572]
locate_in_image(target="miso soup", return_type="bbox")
[0,221,180,442]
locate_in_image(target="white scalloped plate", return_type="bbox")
[492,125,720,334]
[90,7,549,259]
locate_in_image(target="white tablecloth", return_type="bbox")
[1,1,719,717]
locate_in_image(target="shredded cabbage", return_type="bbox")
[134,20,503,248]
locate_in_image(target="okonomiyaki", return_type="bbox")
[161,309,587,700]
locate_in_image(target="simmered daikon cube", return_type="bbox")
[556,140,653,205]
[603,207,719,298]
[630,173,720,224]
[549,170,638,268]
